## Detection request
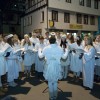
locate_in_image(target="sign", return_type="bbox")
[49,20,54,27]
[34,29,42,33]
[70,24,83,29]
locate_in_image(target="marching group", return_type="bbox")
[0,32,100,100]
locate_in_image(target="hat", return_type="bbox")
[5,34,13,39]
[50,32,56,36]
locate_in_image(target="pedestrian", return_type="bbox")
[60,34,69,79]
[35,36,47,78]
[5,34,19,87]
[93,35,100,82]
[83,37,96,90]
[38,35,69,100]
[0,35,8,95]
[21,34,34,78]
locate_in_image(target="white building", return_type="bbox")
[21,0,100,36]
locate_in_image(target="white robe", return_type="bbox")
[12,43,22,72]
[70,42,83,72]
[23,43,34,66]
[38,44,69,82]
[29,37,39,64]
[93,42,100,76]
[83,47,96,89]
[0,42,9,75]
[56,38,61,46]
[35,42,47,72]
[93,42,100,66]
[5,46,19,82]
[12,42,21,50]
[82,40,86,48]
[29,37,39,47]
[0,50,6,75]
[44,39,49,46]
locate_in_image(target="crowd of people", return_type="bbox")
[0,32,100,100]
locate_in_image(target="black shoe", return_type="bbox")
[75,77,79,82]
[85,87,92,90]
[25,72,30,78]
[96,77,100,83]
[28,72,30,77]
[81,84,85,88]
[54,96,57,100]
[49,98,53,100]
[71,76,76,81]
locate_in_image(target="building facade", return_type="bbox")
[98,16,100,34]
[0,9,3,33]
[21,0,100,36]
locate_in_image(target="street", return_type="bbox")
[0,73,100,100]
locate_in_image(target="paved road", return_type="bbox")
[0,73,100,100]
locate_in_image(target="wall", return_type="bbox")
[21,7,48,36]
[48,0,100,16]
[48,8,98,31]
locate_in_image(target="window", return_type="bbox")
[24,18,26,27]
[94,0,99,9]
[26,0,47,10]
[28,16,32,25]
[29,16,32,25]
[41,11,44,22]
[77,14,82,24]
[32,0,35,6]
[84,15,88,24]
[64,13,70,23]
[79,0,84,6]
[24,16,32,26]
[52,10,58,22]
[90,16,95,25]
[66,0,71,3]
[86,0,91,7]
[28,0,32,8]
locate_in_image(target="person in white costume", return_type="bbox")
[44,32,50,46]
[29,32,39,48]
[83,37,96,90]
[0,35,6,75]
[5,34,20,87]
[82,35,89,48]
[35,36,47,77]
[93,35,100,82]
[66,33,74,45]
[56,32,61,46]
[60,34,70,79]
[38,36,69,100]
[29,32,39,73]
[70,36,83,82]
[0,35,8,95]
[12,35,23,78]
[22,34,34,78]
[12,34,21,50]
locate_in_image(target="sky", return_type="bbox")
[0,0,8,10]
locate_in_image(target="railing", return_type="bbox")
[25,0,48,11]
